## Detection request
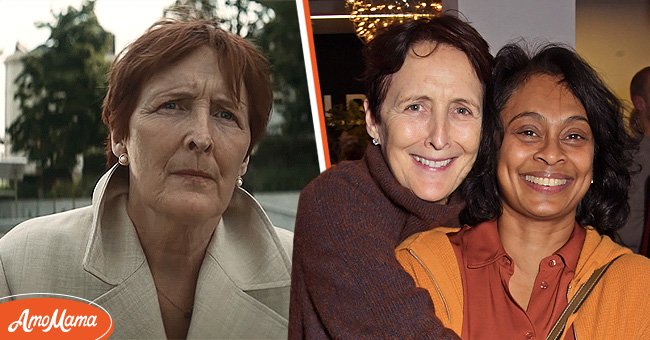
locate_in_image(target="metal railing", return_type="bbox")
[0,192,299,236]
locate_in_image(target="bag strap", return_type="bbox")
[546,255,623,340]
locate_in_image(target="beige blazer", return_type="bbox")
[0,165,293,339]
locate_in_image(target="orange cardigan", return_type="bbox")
[396,226,650,339]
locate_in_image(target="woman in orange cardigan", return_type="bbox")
[397,44,650,339]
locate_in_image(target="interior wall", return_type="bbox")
[454,0,576,54]
[576,0,650,105]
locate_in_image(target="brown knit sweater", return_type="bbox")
[289,145,464,339]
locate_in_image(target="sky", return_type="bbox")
[0,0,173,140]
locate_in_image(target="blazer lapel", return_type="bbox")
[93,263,166,339]
[82,168,290,339]
[187,188,291,339]
[187,253,288,339]
[82,167,166,339]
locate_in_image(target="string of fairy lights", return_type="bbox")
[345,0,443,42]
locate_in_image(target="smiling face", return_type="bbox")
[113,46,251,223]
[366,42,483,203]
[498,74,594,223]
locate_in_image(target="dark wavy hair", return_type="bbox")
[460,43,636,237]
[362,15,498,180]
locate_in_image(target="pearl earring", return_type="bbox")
[118,153,129,166]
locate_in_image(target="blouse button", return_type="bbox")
[525,331,534,339]
[540,281,549,289]
[549,259,557,267]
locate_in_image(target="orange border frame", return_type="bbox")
[301,0,331,169]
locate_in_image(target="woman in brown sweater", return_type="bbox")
[289,16,496,339]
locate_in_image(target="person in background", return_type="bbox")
[0,19,292,339]
[620,66,650,253]
[290,16,496,339]
[397,44,650,339]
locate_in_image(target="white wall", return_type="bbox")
[576,0,650,105]
[440,0,650,108]
[444,0,576,54]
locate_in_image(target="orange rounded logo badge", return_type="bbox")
[0,294,113,339]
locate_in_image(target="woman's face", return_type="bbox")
[366,42,483,203]
[498,74,594,222]
[116,46,251,222]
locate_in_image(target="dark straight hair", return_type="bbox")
[362,16,498,180]
[362,15,493,124]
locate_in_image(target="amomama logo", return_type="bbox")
[0,293,113,339]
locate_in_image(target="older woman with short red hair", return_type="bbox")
[0,19,292,339]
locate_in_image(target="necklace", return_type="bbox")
[156,287,193,320]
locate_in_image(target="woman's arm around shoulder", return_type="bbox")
[289,166,458,339]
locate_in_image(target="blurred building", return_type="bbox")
[1,43,29,199]
[4,43,28,161]
[2,41,108,183]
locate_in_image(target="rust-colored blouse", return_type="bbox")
[448,220,586,340]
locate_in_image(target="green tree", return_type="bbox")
[246,0,319,189]
[163,0,319,190]
[164,0,274,38]
[257,0,311,136]
[9,0,113,192]
[163,0,312,136]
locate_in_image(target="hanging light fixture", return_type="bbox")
[345,0,443,43]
